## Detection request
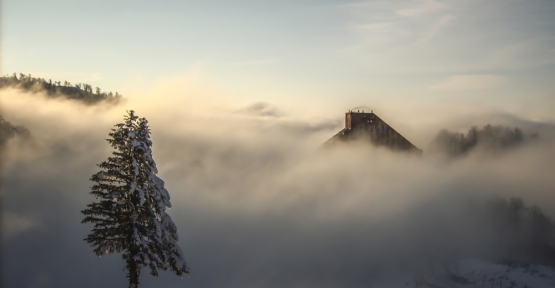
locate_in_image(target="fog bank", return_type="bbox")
[2,89,555,287]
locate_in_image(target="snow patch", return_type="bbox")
[421,259,555,288]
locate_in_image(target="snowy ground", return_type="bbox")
[414,259,555,288]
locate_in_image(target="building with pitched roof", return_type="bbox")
[324,108,422,154]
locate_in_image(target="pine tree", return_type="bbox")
[82,110,190,288]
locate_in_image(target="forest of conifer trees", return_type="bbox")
[0,73,123,104]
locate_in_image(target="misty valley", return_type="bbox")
[2,75,555,288]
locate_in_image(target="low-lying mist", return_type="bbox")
[2,89,555,288]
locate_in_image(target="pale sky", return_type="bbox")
[3,0,555,118]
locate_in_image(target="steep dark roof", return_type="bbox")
[324,111,421,153]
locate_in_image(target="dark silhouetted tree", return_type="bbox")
[82,110,190,288]
[430,124,533,157]
[0,115,31,145]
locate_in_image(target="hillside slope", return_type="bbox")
[0,73,123,105]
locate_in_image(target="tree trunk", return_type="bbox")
[128,260,139,288]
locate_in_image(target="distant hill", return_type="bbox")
[0,73,123,105]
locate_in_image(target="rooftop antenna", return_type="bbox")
[350,106,371,113]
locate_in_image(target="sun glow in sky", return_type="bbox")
[3,0,555,118]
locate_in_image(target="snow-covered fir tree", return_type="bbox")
[82,110,190,288]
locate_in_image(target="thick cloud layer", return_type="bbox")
[2,89,555,288]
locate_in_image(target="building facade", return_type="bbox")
[324,110,422,154]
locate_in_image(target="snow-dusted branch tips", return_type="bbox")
[81,110,190,288]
